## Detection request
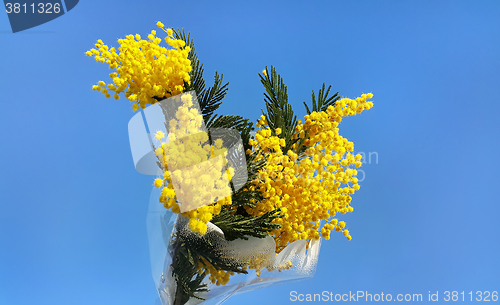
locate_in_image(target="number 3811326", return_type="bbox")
[5,3,61,14]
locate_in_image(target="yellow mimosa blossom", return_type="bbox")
[154,178,163,188]
[87,22,192,110]
[247,93,374,252]
[153,93,234,235]
[155,130,165,140]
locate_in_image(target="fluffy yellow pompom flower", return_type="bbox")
[156,21,164,28]
[154,178,163,188]
[155,130,165,140]
[155,147,163,156]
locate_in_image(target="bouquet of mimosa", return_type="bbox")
[87,22,373,305]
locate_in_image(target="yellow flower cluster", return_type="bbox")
[197,248,293,284]
[247,93,374,253]
[153,93,234,235]
[245,256,293,277]
[86,22,192,111]
[198,258,234,286]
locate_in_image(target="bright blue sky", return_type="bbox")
[1,1,499,304]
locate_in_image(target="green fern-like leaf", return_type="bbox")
[197,71,229,124]
[173,29,229,126]
[303,83,340,115]
[211,208,283,241]
[259,66,299,155]
[207,114,254,152]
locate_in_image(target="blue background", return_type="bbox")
[1,1,499,304]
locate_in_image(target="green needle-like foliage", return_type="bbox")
[259,67,341,158]
[259,66,299,155]
[173,29,229,126]
[207,114,255,153]
[212,208,283,241]
[303,83,340,115]
[169,227,248,305]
